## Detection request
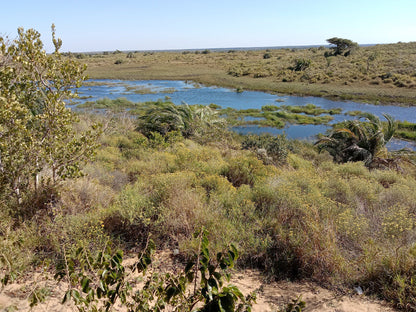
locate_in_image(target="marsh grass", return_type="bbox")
[397,121,416,141]
[281,103,342,116]
[76,97,338,130]
[78,42,416,105]
[78,97,138,110]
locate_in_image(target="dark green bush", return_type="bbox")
[261,105,279,112]
[242,133,290,165]
[291,58,311,71]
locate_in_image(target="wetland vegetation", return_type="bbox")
[75,41,416,106]
[2,28,416,311]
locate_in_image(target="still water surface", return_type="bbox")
[75,80,416,150]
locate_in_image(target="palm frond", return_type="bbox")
[333,128,358,140]
[382,113,396,143]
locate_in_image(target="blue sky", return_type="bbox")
[1,0,415,52]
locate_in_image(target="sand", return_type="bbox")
[0,253,397,312]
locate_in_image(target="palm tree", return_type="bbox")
[137,101,225,138]
[315,113,396,166]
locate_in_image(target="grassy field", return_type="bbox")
[75,42,416,106]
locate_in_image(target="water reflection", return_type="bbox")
[232,124,328,141]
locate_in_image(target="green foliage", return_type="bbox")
[261,105,279,112]
[279,296,306,312]
[242,133,290,165]
[315,113,396,166]
[55,245,135,311]
[2,113,416,309]
[222,103,336,129]
[0,26,100,207]
[54,230,255,312]
[281,104,342,116]
[269,110,334,125]
[29,285,51,308]
[221,156,267,187]
[326,37,358,56]
[78,97,137,110]
[396,121,416,141]
[137,101,225,138]
[291,59,311,71]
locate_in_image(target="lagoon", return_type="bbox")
[75,79,416,150]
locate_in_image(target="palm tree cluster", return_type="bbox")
[315,113,396,167]
[137,101,225,138]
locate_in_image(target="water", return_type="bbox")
[74,79,416,150]
[232,124,328,140]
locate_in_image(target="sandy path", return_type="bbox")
[0,255,397,312]
[232,270,396,312]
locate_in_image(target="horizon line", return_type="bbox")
[64,42,401,54]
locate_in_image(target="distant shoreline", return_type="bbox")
[76,44,378,55]
[81,41,416,106]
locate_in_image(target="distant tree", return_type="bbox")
[326,37,358,56]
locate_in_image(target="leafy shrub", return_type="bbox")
[242,133,290,165]
[291,58,311,71]
[54,230,256,312]
[221,156,267,187]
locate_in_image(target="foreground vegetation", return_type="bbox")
[2,111,416,310]
[75,41,416,105]
[3,27,416,311]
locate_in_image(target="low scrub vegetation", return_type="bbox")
[2,108,416,310]
[78,41,416,105]
[3,27,416,312]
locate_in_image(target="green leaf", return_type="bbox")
[62,290,71,304]
[81,277,91,293]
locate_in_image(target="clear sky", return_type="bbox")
[1,0,415,52]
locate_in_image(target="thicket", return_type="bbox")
[0,26,99,216]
